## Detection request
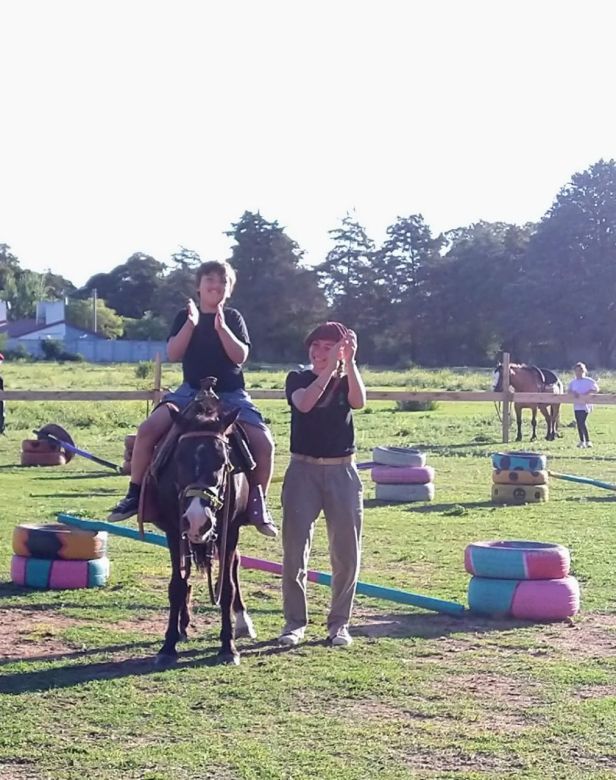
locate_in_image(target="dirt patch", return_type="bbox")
[574,683,616,700]
[539,614,616,659]
[402,747,518,773]
[0,762,43,780]
[0,608,80,661]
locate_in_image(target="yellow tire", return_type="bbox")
[491,484,549,505]
[492,469,548,486]
[12,523,108,560]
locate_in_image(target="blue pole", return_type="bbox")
[549,470,616,492]
[57,513,465,616]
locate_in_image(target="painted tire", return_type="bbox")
[493,469,548,486]
[121,460,132,475]
[21,439,57,454]
[491,452,547,471]
[468,575,580,620]
[491,484,549,504]
[375,482,435,502]
[12,524,108,560]
[464,540,570,580]
[10,555,110,589]
[373,446,426,468]
[21,451,66,467]
[371,465,435,485]
[36,424,75,463]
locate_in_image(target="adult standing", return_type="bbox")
[279,322,366,648]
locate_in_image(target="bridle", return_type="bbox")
[176,429,233,605]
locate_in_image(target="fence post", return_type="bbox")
[501,351,511,443]
[153,353,162,406]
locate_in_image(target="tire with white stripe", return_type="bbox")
[491,452,547,471]
[371,465,434,485]
[372,446,426,468]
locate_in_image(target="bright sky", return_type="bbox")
[1,0,614,286]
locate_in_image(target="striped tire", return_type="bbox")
[465,540,570,579]
[21,451,66,466]
[375,482,435,502]
[491,484,549,504]
[21,439,57,454]
[491,452,547,471]
[11,555,110,589]
[373,446,426,468]
[468,575,580,620]
[493,469,548,486]
[371,465,435,485]
[12,523,108,561]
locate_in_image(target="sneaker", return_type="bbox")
[586,441,593,448]
[329,627,353,647]
[278,630,303,647]
[577,442,586,449]
[107,493,139,522]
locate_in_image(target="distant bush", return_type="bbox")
[395,400,440,412]
[40,339,84,362]
[135,361,152,379]
[1,344,32,361]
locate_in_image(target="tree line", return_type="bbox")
[1,158,616,366]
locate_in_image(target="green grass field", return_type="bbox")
[0,363,615,779]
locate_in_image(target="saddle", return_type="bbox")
[138,410,255,535]
[528,365,561,390]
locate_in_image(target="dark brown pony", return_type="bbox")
[152,384,254,666]
[493,364,563,442]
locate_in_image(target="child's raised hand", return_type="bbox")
[214,304,226,333]
[187,298,200,326]
[342,330,358,363]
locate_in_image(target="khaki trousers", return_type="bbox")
[281,458,363,636]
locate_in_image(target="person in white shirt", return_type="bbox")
[568,362,599,448]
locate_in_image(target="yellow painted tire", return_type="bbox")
[493,469,548,486]
[12,523,108,560]
[21,451,66,466]
[491,484,549,505]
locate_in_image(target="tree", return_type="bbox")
[227,211,326,361]
[123,311,169,340]
[153,247,202,325]
[66,299,124,339]
[3,269,46,320]
[511,159,616,365]
[0,244,21,293]
[79,253,165,319]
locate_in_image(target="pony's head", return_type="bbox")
[169,382,240,545]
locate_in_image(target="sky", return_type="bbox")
[1,0,615,286]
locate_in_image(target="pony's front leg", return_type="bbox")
[217,553,239,665]
[179,579,192,642]
[156,533,187,666]
[232,550,257,640]
[538,404,553,441]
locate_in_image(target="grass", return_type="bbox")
[0,362,615,779]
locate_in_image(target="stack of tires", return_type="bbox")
[11,523,110,589]
[371,446,435,502]
[491,451,549,504]
[21,438,66,467]
[122,434,137,475]
[465,540,580,621]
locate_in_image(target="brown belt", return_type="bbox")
[291,453,355,465]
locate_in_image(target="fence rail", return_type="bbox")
[1,353,613,443]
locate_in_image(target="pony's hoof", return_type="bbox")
[155,652,178,668]
[178,631,189,643]
[217,651,240,666]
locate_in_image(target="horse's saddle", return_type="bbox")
[529,365,561,389]
[138,417,255,534]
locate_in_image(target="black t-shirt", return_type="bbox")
[285,370,355,458]
[168,307,250,392]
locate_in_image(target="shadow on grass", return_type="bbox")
[363,499,496,513]
[27,491,117,499]
[353,610,534,641]
[0,637,321,694]
[32,472,119,480]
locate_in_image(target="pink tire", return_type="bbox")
[464,540,570,580]
[468,575,580,620]
[371,465,435,485]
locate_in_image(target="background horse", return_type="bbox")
[493,363,563,441]
[151,385,255,666]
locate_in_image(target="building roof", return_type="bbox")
[0,319,103,339]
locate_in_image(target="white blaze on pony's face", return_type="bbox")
[492,369,501,390]
[183,496,217,544]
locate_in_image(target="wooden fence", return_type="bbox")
[2,353,615,444]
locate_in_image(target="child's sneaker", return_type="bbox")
[108,491,140,522]
[577,441,586,448]
[329,626,353,647]
[586,441,593,448]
